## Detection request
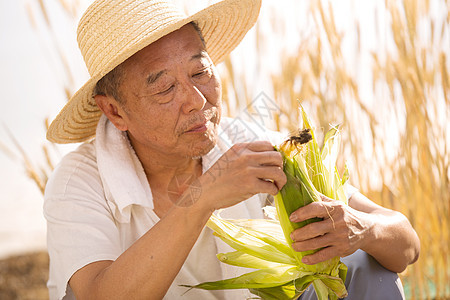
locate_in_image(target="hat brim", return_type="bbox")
[47,0,261,143]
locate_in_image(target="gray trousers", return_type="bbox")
[298,250,405,300]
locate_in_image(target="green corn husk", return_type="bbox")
[183,108,349,299]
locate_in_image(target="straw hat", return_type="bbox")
[46,0,262,143]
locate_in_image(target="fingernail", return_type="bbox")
[289,213,298,222]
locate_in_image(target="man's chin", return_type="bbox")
[185,135,217,159]
[189,142,216,159]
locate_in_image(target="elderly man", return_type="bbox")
[44,0,420,299]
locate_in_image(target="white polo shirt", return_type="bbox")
[44,115,286,300]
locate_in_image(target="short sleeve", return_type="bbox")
[44,144,122,300]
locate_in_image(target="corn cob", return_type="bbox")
[183,108,349,299]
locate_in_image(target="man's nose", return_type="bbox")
[180,82,207,114]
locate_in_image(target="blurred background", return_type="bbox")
[0,0,448,299]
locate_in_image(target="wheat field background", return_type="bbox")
[0,0,448,299]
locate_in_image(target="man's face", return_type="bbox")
[116,24,222,159]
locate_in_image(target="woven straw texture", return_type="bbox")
[47,0,262,143]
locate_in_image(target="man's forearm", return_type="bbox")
[70,196,213,300]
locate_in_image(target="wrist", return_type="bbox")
[184,177,216,219]
[192,172,222,213]
[358,211,378,253]
[360,212,398,261]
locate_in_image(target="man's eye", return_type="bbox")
[194,70,206,77]
[158,85,174,95]
[193,68,212,81]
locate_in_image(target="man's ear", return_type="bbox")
[95,95,128,132]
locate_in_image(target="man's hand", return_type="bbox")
[288,192,420,273]
[198,141,287,211]
[289,194,372,264]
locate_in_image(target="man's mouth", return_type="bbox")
[185,121,208,133]
[180,108,218,135]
